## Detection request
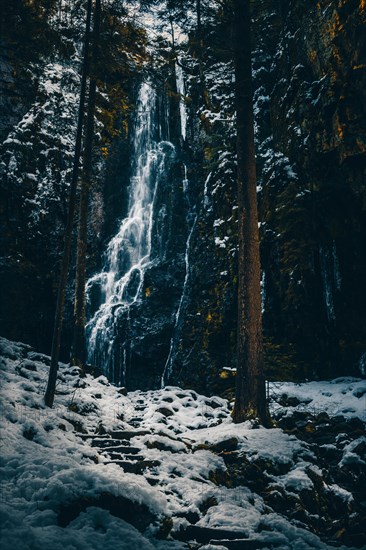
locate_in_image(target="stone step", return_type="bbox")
[110,430,151,439]
[135,405,147,411]
[210,539,275,549]
[76,433,112,440]
[174,525,249,544]
[103,452,145,461]
[145,477,160,486]
[128,421,143,428]
[91,438,131,448]
[105,459,160,474]
[99,445,141,454]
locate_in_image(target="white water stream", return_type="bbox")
[86,62,190,385]
[86,82,175,381]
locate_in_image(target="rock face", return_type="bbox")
[157,0,366,390]
[256,0,366,378]
[1,0,365,390]
[0,3,73,352]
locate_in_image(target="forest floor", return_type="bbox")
[0,336,365,550]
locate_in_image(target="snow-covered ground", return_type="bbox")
[0,337,365,549]
[269,379,366,421]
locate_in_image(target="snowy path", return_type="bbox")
[0,337,365,549]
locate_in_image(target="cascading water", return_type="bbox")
[175,62,187,142]
[86,81,175,383]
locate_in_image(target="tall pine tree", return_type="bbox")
[44,0,93,408]
[232,0,267,424]
[71,0,101,369]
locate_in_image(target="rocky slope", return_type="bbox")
[1,336,365,549]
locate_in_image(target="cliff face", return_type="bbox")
[163,0,366,388]
[0,1,79,350]
[1,0,365,390]
[257,0,366,377]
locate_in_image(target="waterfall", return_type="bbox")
[86,81,175,383]
[175,62,187,141]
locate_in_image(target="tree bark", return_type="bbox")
[71,0,101,369]
[232,0,267,424]
[44,0,92,408]
[196,0,204,95]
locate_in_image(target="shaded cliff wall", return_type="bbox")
[257,0,366,377]
[162,0,366,391]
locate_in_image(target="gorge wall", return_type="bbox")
[0,0,365,395]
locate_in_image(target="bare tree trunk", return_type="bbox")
[196,0,205,96]
[44,0,92,408]
[71,0,101,369]
[232,0,267,424]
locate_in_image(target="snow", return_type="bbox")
[214,236,229,248]
[0,337,364,550]
[269,378,366,421]
[0,507,159,550]
[276,463,315,492]
[1,58,81,232]
[326,484,354,506]
[339,437,366,468]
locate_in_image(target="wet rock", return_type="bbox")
[21,360,38,372]
[67,401,98,416]
[353,387,366,399]
[199,496,218,515]
[225,458,268,493]
[175,510,200,525]
[64,417,88,434]
[145,438,187,453]
[106,459,160,474]
[318,444,342,463]
[155,517,173,539]
[278,394,311,407]
[209,437,238,454]
[157,407,174,417]
[23,426,37,441]
[352,439,366,458]
[205,399,223,409]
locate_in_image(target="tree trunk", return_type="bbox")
[232,0,267,424]
[196,0,204,96]
[44,0,92,408]
[71,0,101,369]
[194,0,210,107]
